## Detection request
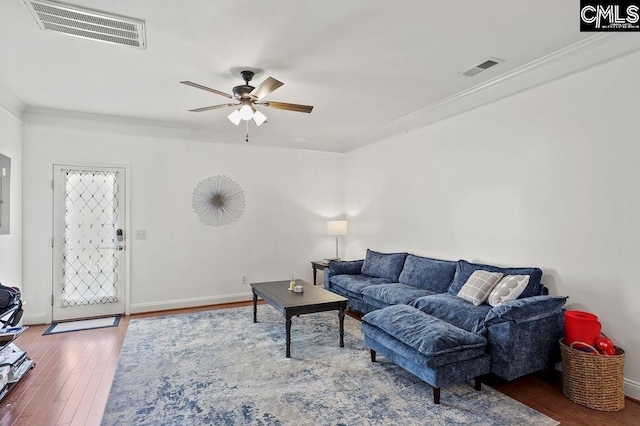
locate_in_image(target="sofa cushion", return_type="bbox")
[398,254,457,293]
[487,275,530,307]
[361,249,408,282]
[330,274,391,299]
[448,260,543,299]
[456,270,503,306]
[410,293,492,333]
[361,283,437,308]
[362,305,487,368]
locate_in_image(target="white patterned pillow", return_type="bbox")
[487,275,530,307]
[457,270,503,306]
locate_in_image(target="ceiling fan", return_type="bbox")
[180,70,313,127]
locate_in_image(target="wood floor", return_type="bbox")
[1,302,638,425]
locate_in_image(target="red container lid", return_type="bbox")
[565,311,598,321]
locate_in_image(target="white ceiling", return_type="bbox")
[1,1,639,152]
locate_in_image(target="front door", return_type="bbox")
[52,165,126,321]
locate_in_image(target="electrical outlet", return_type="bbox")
[241,275,248,285]
[135,230,147,240]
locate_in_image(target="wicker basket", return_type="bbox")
[559,338,625,411]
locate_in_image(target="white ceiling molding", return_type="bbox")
[22,107,344,153]
[0,83,26,120]
[344,33,640,152]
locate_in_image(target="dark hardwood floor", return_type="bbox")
[1,302,638,425]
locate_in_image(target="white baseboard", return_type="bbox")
[624,378,640,401]
[21,294,254,324]
[130,292,253,314]
[22,313,48,325]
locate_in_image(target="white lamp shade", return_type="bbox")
[228,109,241,125]
[239,104,254,120]
[327,220,348,236]
[253,109,267,126]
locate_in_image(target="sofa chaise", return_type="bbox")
[324,249,566,402]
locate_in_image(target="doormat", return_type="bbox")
[43,316,120,335]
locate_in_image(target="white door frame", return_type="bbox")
[48,162,131,323]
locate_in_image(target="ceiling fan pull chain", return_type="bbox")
[245,120,250,143]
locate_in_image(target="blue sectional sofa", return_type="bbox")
[324,249,566,382]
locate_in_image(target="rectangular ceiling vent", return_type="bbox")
[460,57,503,77]
[23,0,146,49]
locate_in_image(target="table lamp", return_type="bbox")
[327,220,347,260]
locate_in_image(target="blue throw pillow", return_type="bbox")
[398,254,457,293]
[328,259,364,276]
[448,259,543,299]
[361,249,408,282]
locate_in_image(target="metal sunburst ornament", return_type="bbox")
[192,175,245,226]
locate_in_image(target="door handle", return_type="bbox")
[117,245,124,251]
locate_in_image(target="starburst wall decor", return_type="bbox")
[192,175,245,226]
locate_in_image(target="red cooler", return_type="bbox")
[564,311,601,346]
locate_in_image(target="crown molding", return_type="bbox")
[0,82,26,120]
[344,33,640,152]
[22,107,344,153]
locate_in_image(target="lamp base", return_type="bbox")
[323,257,341,263]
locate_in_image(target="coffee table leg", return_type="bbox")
[285,314,292,358]
[339,304,345,348]
[253,291,257,323]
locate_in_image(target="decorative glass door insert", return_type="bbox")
[52,165,125,321]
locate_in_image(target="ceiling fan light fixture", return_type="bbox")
[228,109,241,125]
[253,110,267,126]
[182,70,313,137]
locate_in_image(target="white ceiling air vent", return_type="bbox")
[23,0,146,49]
[460,57,504,77]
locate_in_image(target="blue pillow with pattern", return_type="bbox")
[361,249,408,282]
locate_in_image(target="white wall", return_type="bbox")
[22,123,344,323]
[0,108,22,289]
[344,52,640,396]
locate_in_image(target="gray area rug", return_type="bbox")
[102,305,559,425]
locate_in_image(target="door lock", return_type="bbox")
[116,229,124,251]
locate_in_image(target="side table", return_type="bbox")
[311,260,332,285]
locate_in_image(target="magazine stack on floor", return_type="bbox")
[0,283,34,401]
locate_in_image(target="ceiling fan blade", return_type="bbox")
[261,101,313,113]
[180,81,233,99]
[189,103,237,112]
[249,77,284,100]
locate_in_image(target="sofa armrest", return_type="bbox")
[487,311,564,380]
[484,295,568,326]
[324,260,364,290]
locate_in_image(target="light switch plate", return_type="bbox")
[135,230,147,239]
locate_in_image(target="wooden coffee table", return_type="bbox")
[251,280,348,358]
